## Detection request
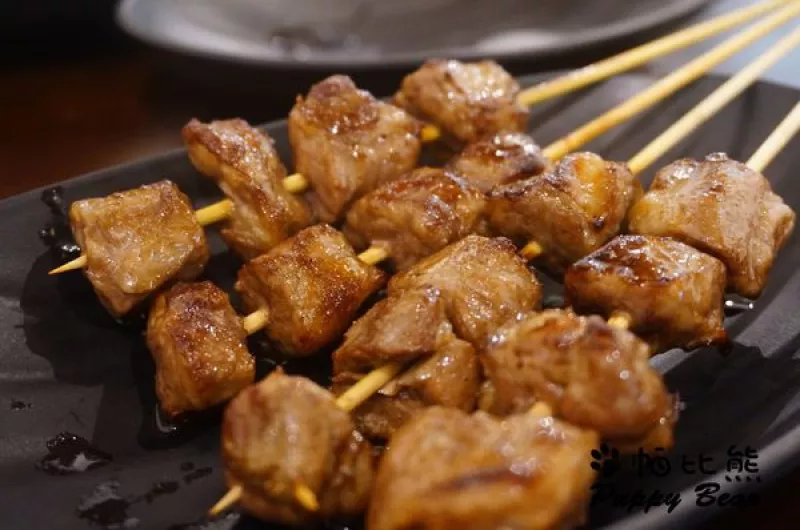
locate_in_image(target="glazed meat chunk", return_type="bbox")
[628,153,796,298]
[288,75,422,223]
[235,224,385,357]
[332,286,480,440]
[565,235,727,352]
[69,180,209,317]
[222,370,375,526]
[146,282,254,417]
[344,167,487,271]
[480,309,676,452]
[487,152,641,273]
[182,118,312,260]
[446,131,549,192]
[388,235,542,347]
[368,407,599,530]
[394,59,529,144]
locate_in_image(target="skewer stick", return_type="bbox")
[209,485,243,516]
[628,25,800,175]
[242,308,270,335]
[529,402,553,416]
[517,0,787,107]
[542,1,800,161]
[357,246,390,266]
[747,100,800,173]
[520,241,544,261]
[335,361,406,412]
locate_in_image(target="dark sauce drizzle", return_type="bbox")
[37,432,112,475]
[76,481,139,529]
[38,187,81,263]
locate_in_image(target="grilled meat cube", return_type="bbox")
[628,153,796,298]
[146,282,254,417]
[222,370,375,526]
[288,75,422,223]
[446,131,549,193]
[480,309,676,452]
[368,407,598,530]
[394,59,529,144]
[332,286,479,440]
[487,151,641,273]
[182,118,312,260]
[388,235,542,347]
[235,224,385,357]
[69,180,209,317]
[343,168,488,271]
[565,235,727,352]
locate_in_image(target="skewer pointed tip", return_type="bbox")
[48,255,87,275]
[294,483,320,512]
[208,485,242,517]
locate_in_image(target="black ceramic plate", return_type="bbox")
[2,71,800,530]
[115,0,710,70]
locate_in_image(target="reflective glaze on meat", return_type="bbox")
[628,153,795,298]
[235,224,385,357]
[565,235,727,352]
[480,309,676,452]
[69,180,209,317]
[222,370,375,525]
[146,282,254,417]
[182,118,312,260]
[487,152,641,273]
[388,235,542,347]
[332,286,479,440]
[344,168,488,271]
[289,75,422,223]
[368,407,598,530]
[446,131,549,193]
[394,59,529,144]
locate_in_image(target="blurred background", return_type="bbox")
[0,0,797,199]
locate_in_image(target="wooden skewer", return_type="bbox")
[628,25,800,175]
[48,0,786,275]
[542,1,800,161]
[517,0,787,107]
[747,100,800,173]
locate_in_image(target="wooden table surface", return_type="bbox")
[1,1,798,529]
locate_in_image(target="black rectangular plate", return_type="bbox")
[1,72,799,530]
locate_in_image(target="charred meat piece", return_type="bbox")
[223,370,375,526]
[480,309,676,452]
[446,131,549,193]
[368,407,598,530]
[344,168,487,271]
[289,75,422,223]
[388,235,542,347]
[628,153,795,298]
[146,282,254,417]
[235,224,385,357]
[182,118,312,260]
[487,152,641,273]
[69,180,209,317]
[394,59,529,144]
[565,235,727,352]
[332,286,480,440]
